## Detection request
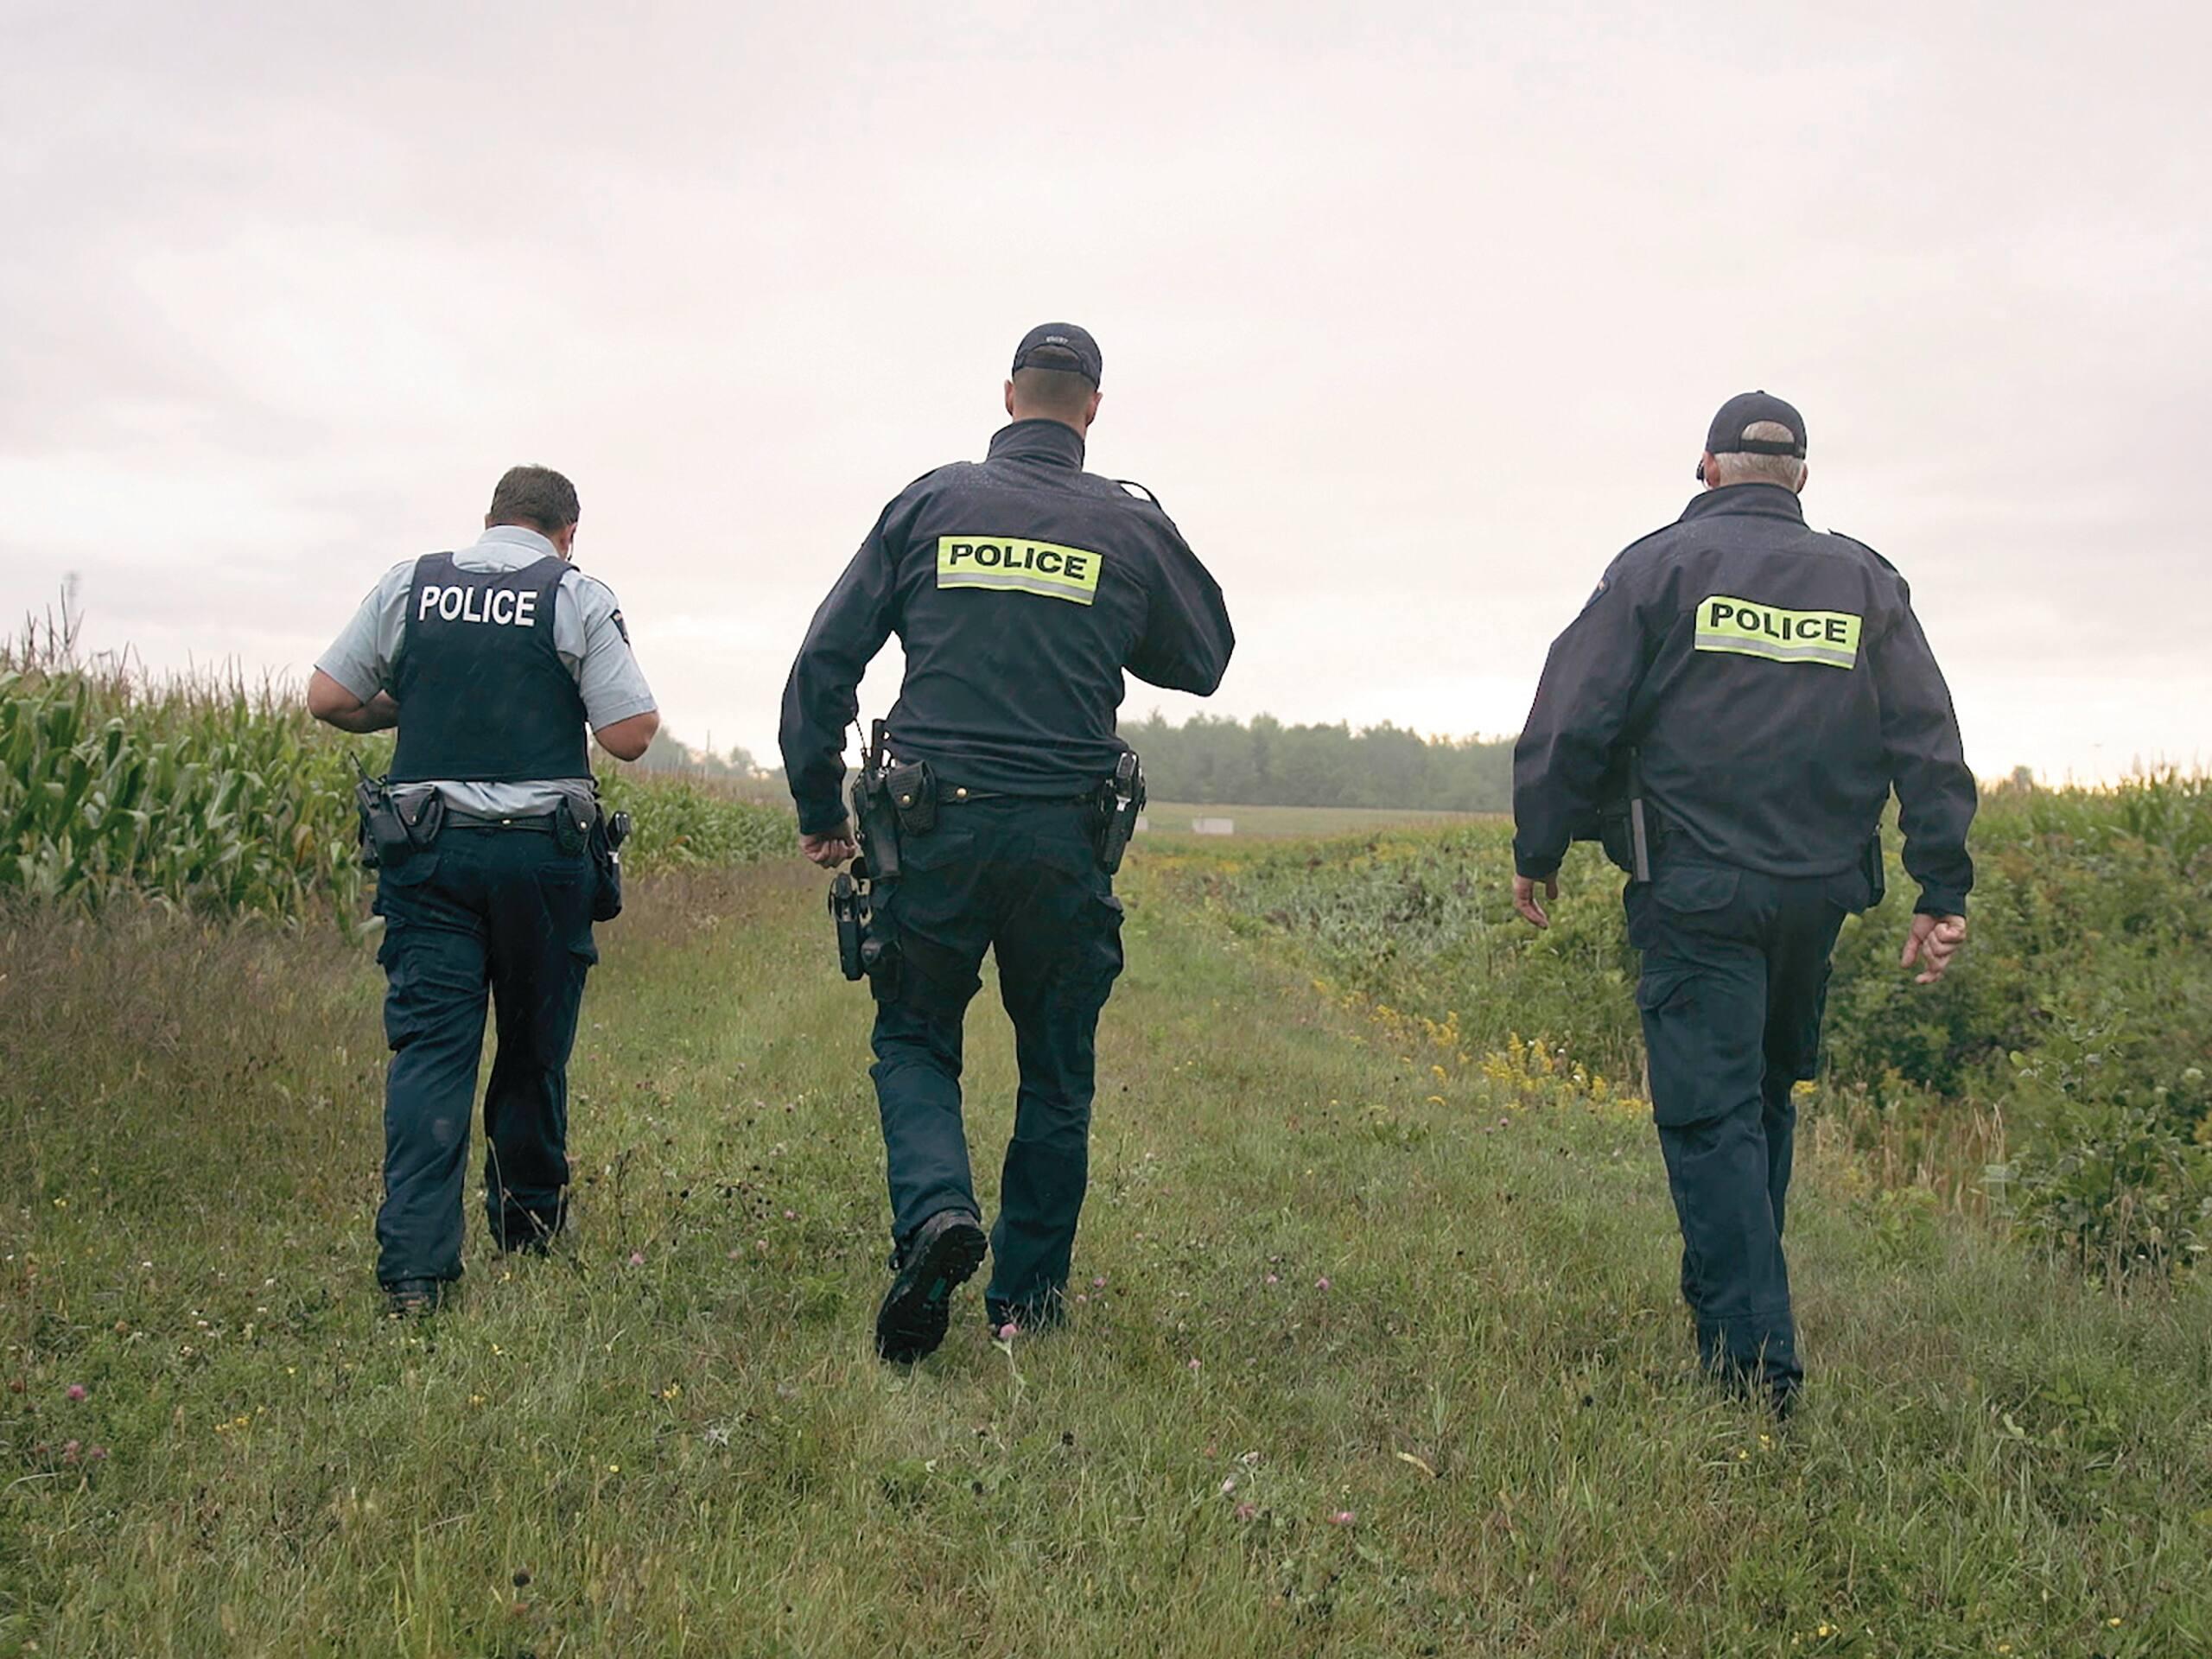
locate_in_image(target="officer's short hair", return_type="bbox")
[486,465,581,533]
[1708,423,1808,489]
[1010,365,1097,417]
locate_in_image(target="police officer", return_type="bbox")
[1510,393,1975,1414]
[780,323,1235,1363]
[308,465,659,1314]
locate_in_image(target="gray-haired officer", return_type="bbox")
[781,323,1234,1363]
[1510,393,1975,1414]
[308,465,659,1314]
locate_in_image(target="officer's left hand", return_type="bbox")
[1900,912,1967,984]
[1512,874,1559,929]
[802,824,859,868]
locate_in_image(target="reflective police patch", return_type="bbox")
[1694,595,1862,668]
[936,536,1103,606]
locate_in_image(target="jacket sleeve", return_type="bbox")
[1511,558,1653,880]
[779,504,902,836]
[1126,524,1235,695]
[1871,580,1977,915]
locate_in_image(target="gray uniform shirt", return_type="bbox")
[316,525,657,815]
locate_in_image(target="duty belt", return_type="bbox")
[442,807,559,831]
[932,782,1093,805]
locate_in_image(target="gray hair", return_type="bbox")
[1707,421,1807,490]
[486,464,581,532]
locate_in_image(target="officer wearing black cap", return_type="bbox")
[1510,392,1975,1413]
[780,322,1235,1363]
[308,465,659,1314]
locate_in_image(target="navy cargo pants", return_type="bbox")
[868,797,1125,1323]
[372,823,597,1286]
[1625,855,1868,1402]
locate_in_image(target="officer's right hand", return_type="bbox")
[802,823,859,868]
[1900,912,1967,985]
[1512,874,1559,929]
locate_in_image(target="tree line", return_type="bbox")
[1119,712,1513,811]
[643,715,1516,812]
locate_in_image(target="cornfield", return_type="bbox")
[0,627,791,927]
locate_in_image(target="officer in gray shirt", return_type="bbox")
[308,464,658,1313]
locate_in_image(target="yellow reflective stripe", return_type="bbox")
[1694,594,1861,668]
[936,536,1102,606]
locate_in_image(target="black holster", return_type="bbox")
[853,769,904,882]
[587,804,631,921]
[355,775,442,870]
[1091,752,1146,875]
[1860,827,1886,911]
[1591,748,1652,883]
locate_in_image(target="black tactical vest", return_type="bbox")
[388,552,592,784]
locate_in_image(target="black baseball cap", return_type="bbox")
[1705,390,1807,458]
[1011,322,1103,386]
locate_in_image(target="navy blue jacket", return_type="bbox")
[1513,484,1976,916]
[781,420,1234,835]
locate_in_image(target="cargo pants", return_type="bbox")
[371,823,597,1286]
[1625,854,1870,1402]
[867,796,1125,1325]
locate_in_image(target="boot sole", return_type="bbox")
[875,1218,988,1363]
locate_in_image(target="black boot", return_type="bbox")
[875,1210,986,1364]
[384,1277,450,1317]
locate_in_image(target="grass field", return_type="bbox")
[1142,801,1492,839]
[6,851,2209,1656]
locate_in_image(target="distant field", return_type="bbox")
[1139,799,1496,838]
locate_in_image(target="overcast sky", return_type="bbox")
[4,0,2205,782]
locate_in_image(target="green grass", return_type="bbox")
[1148,777,2212,1275]
[1143,800,1493,840]
[4,860,2209,1655]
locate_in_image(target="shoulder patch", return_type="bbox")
[609,608,630,644]
[1116,478,1164,510]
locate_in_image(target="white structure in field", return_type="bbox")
[1192,817,1236,836]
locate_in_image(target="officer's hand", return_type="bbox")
[802,824,859,868]
[1512,874,1559,929]
[1900,912,1967,984]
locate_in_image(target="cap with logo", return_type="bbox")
[1012,322,1103,387]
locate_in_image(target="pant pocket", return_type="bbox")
[1637,963,1720,1128]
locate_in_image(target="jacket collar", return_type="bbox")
[987,418,1087,469]
[475,524,561,559]
[1678,483,1807,525]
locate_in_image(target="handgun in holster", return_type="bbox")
[1590,747,1653,884]
[1093,751,1147,875]
[352,755,442,870]
[572,797,632,922]
[850,721,904,881]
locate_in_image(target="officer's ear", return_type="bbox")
[1794,461,1810,496]
[1004,378,1018,419]
[551,522,578,559]
[1082,389,1102,432]
[1696,452,1718,489]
